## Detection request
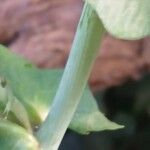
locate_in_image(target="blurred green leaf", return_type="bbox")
[70,88,123,134]
[0,81,32,132]
[0,121,39,150]
[86,0,150,39]
[0,45,123,134]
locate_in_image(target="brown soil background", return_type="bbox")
[0,0,150,91]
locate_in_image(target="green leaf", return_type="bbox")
[86,0,150,39]
[0,45,123,134]
[0,121,39,150]
[70,87,123,134]
[0,79,32,132]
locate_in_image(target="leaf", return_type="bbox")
[0,45,123,134]
[0,79,32,132]
[86,0,150,39]
[0,121,39,150]
[70,87,123,134]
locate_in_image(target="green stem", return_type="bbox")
[36,3,104,150]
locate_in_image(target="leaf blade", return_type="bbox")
[86,0,150,39]
[0,45,123,134]
[0,121,39,150]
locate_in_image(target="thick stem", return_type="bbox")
[36,3,104,150]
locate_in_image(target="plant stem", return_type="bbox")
[36,3,105,150]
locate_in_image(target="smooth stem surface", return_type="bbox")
[36,3,104,150]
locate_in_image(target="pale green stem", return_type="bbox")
[36,3,105,150]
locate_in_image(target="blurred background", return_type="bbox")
[0,0,149,149]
